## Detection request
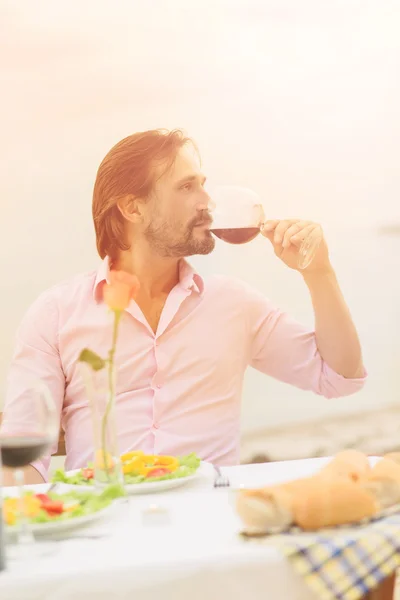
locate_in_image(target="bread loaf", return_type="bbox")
[383,452,400,466]
[292,478,379,530]
[359,457,400,508]
[369,457,400,484]
[361,478,400,509]
[236,451,382,533]
[236,487,294,534]
[318,449,371,482]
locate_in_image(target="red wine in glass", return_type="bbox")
[210,227,260,244]
[209,186,264,246]
[0,435,52,469]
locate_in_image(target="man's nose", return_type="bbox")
[197,189,216,212]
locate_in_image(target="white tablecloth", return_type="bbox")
[0,456,379,600]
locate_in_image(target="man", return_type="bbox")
[1,129,366,485]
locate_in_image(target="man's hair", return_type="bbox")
[92,128,195,259]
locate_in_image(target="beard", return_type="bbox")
[144,214,215,258]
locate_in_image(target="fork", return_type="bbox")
[213,464,230,488]
[46,482,58,494]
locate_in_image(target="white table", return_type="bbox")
[0,457,387,600]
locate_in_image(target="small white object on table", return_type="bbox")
[0,457,381,600]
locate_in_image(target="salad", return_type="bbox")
[3,485,122,527]
[53,452,201,486]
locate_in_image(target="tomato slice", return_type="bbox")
[42,501,64,515]
[145,467,171,479]
[36,493,51,504]
[36,494,65,515]
[82,468,94,480]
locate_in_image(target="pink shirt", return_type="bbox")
[1,259,366,481]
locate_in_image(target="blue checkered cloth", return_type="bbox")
[245,510,400,600]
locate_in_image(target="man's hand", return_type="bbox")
[261,219,331,274]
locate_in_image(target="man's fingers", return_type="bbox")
[290,223,320,248]
[261,220,279,233]
[272,220,299,245]
[282,221,309,248]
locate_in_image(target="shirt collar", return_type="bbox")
[93,257,204,303]
[178,259,204,295]
[93,256,110,303]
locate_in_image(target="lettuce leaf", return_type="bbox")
[177,453,201,470]
[53,469,95,486]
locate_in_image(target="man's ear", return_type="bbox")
[116,194,144,224]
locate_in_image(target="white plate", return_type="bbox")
[63,461,211,495]
[5,503,114,537]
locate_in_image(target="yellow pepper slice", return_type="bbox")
[119,452,180,476]
[120,450,144,463]
[129,455,157,475]
[141,454,156,465]
[141,455,179,473]
[122,456,147,476]
[153,456,179,472]
[3,496,41,526]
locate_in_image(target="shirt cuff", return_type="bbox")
[321,362,367,399]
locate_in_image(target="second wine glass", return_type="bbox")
[0,381,58,558]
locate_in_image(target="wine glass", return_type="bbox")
[0,381,58,558]
[209,185,322,270]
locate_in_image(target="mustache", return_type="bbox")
[191,212,213,227]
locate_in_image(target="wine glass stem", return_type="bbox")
[298,235,319,270]
[14,468,34,546]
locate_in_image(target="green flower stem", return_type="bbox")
[101,309,122,479]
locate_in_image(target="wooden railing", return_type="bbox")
[365,573,395,600]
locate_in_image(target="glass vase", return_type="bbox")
[80,363,124,492]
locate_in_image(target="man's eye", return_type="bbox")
[181,183,192,191]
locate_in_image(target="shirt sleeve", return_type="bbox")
[246,286,367,399]
[1,291,65,482]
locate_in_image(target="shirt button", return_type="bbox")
[153,422,159,430]
[156,383,162,389]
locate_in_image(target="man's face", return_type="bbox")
[141,147,215,257]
